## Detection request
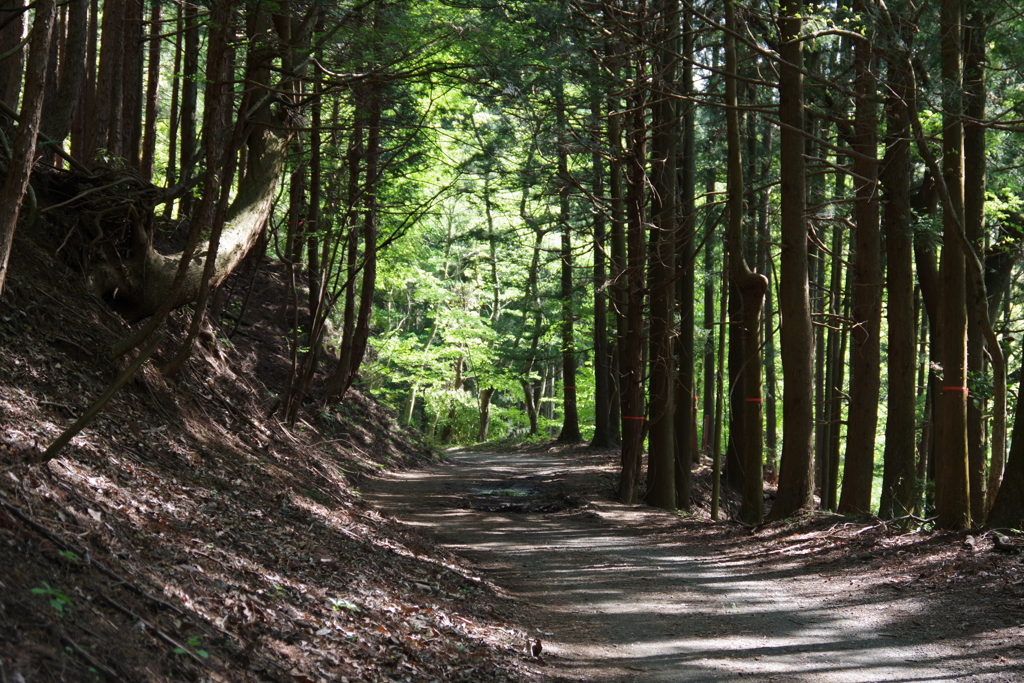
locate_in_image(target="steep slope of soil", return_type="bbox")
[0,236,543,682]
[363,447,1024,683]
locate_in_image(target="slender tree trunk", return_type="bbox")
[963,10,994,520]
[40,0,86,145]
[934,0,971,529]
[89,0,125,158]
[618,63,648,504]
[478,387,495,442]
[556,75,582,443]
[645,0,678,509]
[838,1,881,516]
[178,0,199,215]
[604,1,625,447]
[590,94,614,448]
[0,0,56,300]
[879,17,917,519]
[674,2,696,506]
[0,0,25,109]
[120,0,143,165]
[140,0,161,179]
[326,77,381,401]
[725,0,767,524]
[771,0,816,519]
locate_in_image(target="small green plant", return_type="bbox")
[173,635,210,659]
[328,597,361,612]
[58,550,81,564]
[31,583,73,613]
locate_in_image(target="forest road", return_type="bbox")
[361,449,1005,683]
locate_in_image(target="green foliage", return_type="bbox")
[173,635,210,659]
[31,583,73,614]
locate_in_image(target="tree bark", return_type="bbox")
[879,13,918,519]
[590,94,614,448]
[618,61,648,504]
[934,0,971,530]
[40,0,86,145]
[674,2,696,507]
[838,1,881,516]
[771,0,816,519]
[556,74,582,444]
[645,0,678,509]
[0,0,56,300]
[725,0,766,524]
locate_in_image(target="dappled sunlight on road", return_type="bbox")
[363,451,1014,682]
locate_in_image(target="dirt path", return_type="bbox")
[361,449,1020,683]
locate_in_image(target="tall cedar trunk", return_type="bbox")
[0,0,56,300]
[963,11,994,520]
[725,0,767,524]
[674,2,696,507]
[913,175,940,511]
[604,1,625,446]
[326,76,381,401]
[618,63,648,505]
[879,17,917,519]
[935,0,971,529]
[0,0,25,108]
[40,0,86,144]
[711,249,729,519]
[69,0,96,162]
[90,0,125,159]
[162,2,182,208]
[140,0,161,179]
[645,0,678,509]
[590,94,613,448]
[771,0,816,518]
[758,125,778,478]
[838,1,881,516]
[820,224,846,511]
[701,173,716,454]
[120,0,143,165]
[178,0,199,215]
[556,76,582,443]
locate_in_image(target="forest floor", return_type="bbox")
[0,235,546,682]
[363,446,1024,682]
[2,229,1024,682]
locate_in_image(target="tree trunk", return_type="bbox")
[771,0,816,519]
[556,75,582,444]
[988,381,1024,528]
[934,0,971,530]
[40,0,86,145]
[618,70,648,505]
[674,5,696,507]
[325,78,381,401]
[963,10,994,520]
[879,14,918,519]
[0,0,56,300]
[478,387,495,442]
[590,94,614,449]
[0,0,25,109]
[725,0,766,524]
[140,0,161,179]
[645,0,678,509]
[838,1,881,516]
